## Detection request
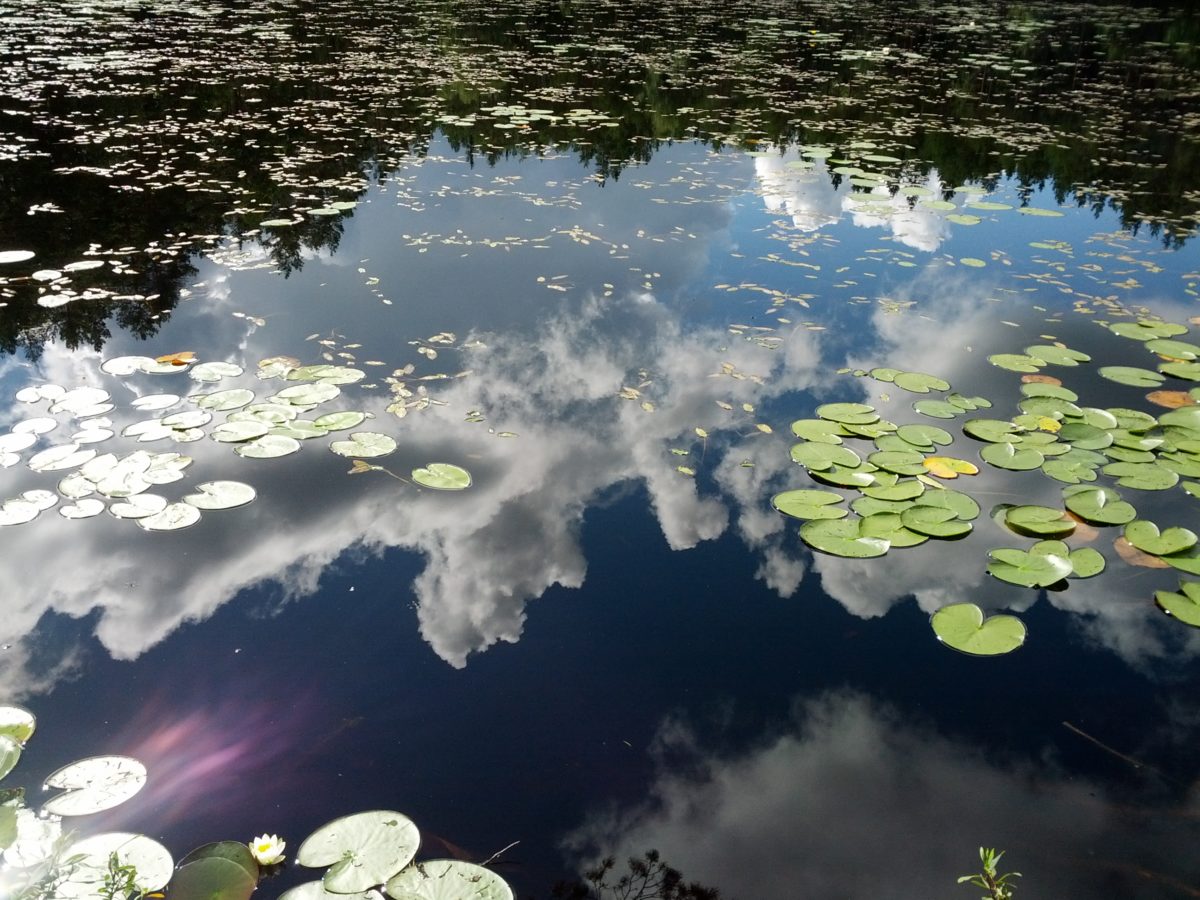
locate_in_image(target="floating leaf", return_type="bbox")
[1102,461,1178,491]
[988,354,1044,373]
[137,502,202,532]
[43,755,146,815]
[169,857,256,900]
[281,883,383,900]
[183,481,257,511]
[987,548,1072,587]
[1098,366,1165,388]
[931,603,1026,656]
[895,424,953,450]
[57,833,173,897]
[900,505,971,538]
[0,705,36,743]
[155,351,196,366]
[816,402,878,425]
[1004,506,1076,538]
[235,434,302,459]
[892,371,950,394]
[790,442,861,471]
[912,399,962,419]
[1062,485,1137,525]
[799,518,889,558]
[298,810,420,894]
[1025,344,1090,366]
[314,411,369,432]
[1123,520,1198,556]
[1154,581,1200,627]
[922,456,978,479]
[0,735,20,780]
[963,419,1020,443]
[411,463,472,490]
[330,432,397,459]
[980,441,1043,471]
[771,489,846,520]
[1067,547,1106,578]
[385,859,514,900]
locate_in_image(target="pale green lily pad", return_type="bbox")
[314,411,369,432]
[858,513,928,547]
[892,371,950,394]
[1160,361,1200,380]
[1154,581,1200,627]
[1110,320,1188,341]
[1160,407,1200,429]
[1062,485,1137,525]
[1068,547,1106,579]
[271,420,330,440]
[861,479,925,501]
[298,810,421,894]
[809,463,878,488]
[1025,344,1090,366]
[169,857,256,900]
[412,463,472,491]
[281,883,383,900]
[931,603,1026,656]
[211,421,271,443]
[0,705,36,743]
[799,518,889,558]
[1098,366,1165,387]
[235,434,303,458]
[137,502,202,532]
[894,424,953,449]
[385,860,514,900]
[56,833,173,897]
[1124,520,1197,556]
[196,389,256,411]
[1004,505,1076,538]
[1018,206,1064,217]
[110,494,167,519]
[177,841,259,882]
[1040,458,1099,484]
[42,755,147,815]
[790,419,847,444]
[868,450,927,476]
[987,547,1072,587]
[189,361,244,382]
[276,381,342,406]
[771,490,847,520]
[331,432,397,459]
[912,399,963,419]
[61,498,106,518]
[963,419,1020,443]
[1145,338,1199,360]
[183,481,257,511]
[0,735,20,780]
[988,354,1044,373]
[912,489,979,520]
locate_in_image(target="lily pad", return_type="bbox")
[314,411,369,432]
[980,441,1043,471]
[235,434,302,458]
[892,371,950,394]
[183,481,257,511]
[412,463,472,491]
[1004,505,1076,538]
[858,512,928,547]
[137,502,202,532]
[42,755,147,815]
[1062,485,1137,525]
[816,402,878,425]
[931,603,1026,656]
[771,489,847,520]
[799,518,889,558]
[0,705,36,743]
[281,883,383,900]
[0,735,20,780]
[790,442,861,471]
[1098,366,1165,387]
[298,810,421,894]
[385,860,514,900]
[331,432,398,459]
[1154,581,1200,627]
[900,505,972,538]
[1102,461,1178,491]
[1123,520,1197,556]
[170,856,256,900]
[1025,344,1090,366]
[56,833,173,897]
[912,399,963,419]
[987,548,1073,588]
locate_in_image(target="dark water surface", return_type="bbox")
[2,1,1200,898]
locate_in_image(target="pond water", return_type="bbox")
[2,1,1200,898]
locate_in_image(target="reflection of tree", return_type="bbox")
[1,0,1197,355]
[552,851,721,900]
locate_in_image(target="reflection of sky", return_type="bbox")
[3,139,1200,896]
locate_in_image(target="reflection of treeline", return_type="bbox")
[0,0,1197,356]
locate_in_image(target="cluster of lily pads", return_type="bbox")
[773,315,1200,655]
[0,353,471,532]
[0,705,512,900]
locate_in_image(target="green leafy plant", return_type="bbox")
[957,847,1020,900]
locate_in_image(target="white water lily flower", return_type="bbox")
[248,833,286,865]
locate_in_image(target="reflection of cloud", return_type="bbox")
[0,290,824,694]
[753,150,950,250]
[565,690,1200,899]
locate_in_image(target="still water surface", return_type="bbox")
[2,1,1200,897]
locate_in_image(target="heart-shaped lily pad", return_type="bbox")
[42,756,147,815]
[1102,462,1179,491]
[858,513,928,547]
[1062,485,1137,525]
[790,442,861,471]
[799,518,890,558]
[980,442,1044,471]
[298,810,420,893]
[922,456,979,479]
[1124,520,1198,557]
[385,859,514,900]
[330,432,397,459]
[816,402,878,425]
[931,603,1026,656]
[1004,505,1076,538]
[771,489,847,520]
[900,505,972,538]
[1099,366,1165,387]
[1154,581,1200,627]
[986,548,1073,588]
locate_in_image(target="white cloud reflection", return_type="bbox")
[564,690,1200,900]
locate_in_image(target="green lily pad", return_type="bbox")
[913,399,964,419]
[963,419,1020,443]
[411,463,472,491]
[1160,361,1200,380]
[861,479,925,501]
[1019,396,1081,419]
[1041,457,1099,484]
[385,860,514,900]
[790,418,848,444]
[809,464,878,488]
[987,547,1073,587]
[988,354,1044,373]
[980,441,1044,470]
[314,411,370,432]
[1102,461,1178,490]
[912,489,980,520]
[1110,320,1188,341]
[947,393,992,411]
[1056,423,1112,450]
[895,424,953,449]
[0,735,20,781]
[177,842,259,882]
[1160,407,1200,430]
[790,442,861,471]
[298,811,420,893]
[63,833,174,895]
[857,513,928,548]
[169,856,256,900]
[1145,338,1200,360]
[771,490,847,520]
[799,518,889,558]
[1004,505,1076,538]
[1154,581,1200,627]
[816,402,878,425]
[1025,344,1090,366]
[1124,520,1198,556]
[892,371,950,394]
[842,419,898,439]
[1098,366,1165,388]
[900,505,972,538]
[1062,485,1137,525]
[931,603,1026,656]
[1021,382,1079,402]
[1067,547,1106,578]
[182,481,257,511]
[868,449,927,476]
